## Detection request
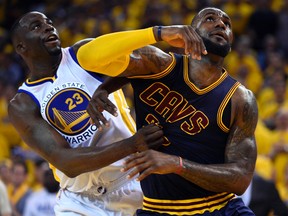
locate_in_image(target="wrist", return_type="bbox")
[175,156,184,174]
[153,26,163,41]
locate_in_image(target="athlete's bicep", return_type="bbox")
[225,87,258,176]
[8,93,69,160]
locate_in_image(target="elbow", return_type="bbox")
[234,175,253,196]
[56,163,80,178]
[234,185,248,196]
[49,156,81,178]
[63,170,78,178]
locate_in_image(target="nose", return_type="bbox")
[215,18,226,29]
[44,23,54,32]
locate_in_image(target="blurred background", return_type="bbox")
[0,0,288,215]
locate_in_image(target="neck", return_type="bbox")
[26,53,62,81]
[188,55,224,89]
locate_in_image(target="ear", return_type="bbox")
[16,42,26,54]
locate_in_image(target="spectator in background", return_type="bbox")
[277,161,288,207]
[277,0,288,59]
[7,160,32,216]
[241,173,288,216]
[257,35,281,71]
[247,0,278,52]
[30,158,49,192]
[222,0,254,38]
[0,159,12,187]
[223,34,263,96]
[257,70,288,129]
[0,178,12,216]
[23,166,59,216]
[263,52,288,84]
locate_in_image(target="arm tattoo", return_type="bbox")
[126,46,171,75]
[178,89,258,193]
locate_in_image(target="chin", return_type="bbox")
[49,46,62,56]
[202,37,231,58]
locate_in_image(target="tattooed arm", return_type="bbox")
[177,86,258,194]
[122,85,258,195]
[119,45,173,77]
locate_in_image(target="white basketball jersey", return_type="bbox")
[18,47,136,192]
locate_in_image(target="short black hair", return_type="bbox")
[10,16,23,46]
[12,159,29,175]
[10,12,32,46]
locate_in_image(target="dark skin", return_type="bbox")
[87,8,258,195]
[8,12,164,178]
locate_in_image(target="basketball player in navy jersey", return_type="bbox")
[81,7,258,215]
[8,11,164,215]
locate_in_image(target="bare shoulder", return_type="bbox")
[8,92,40,125]
[231,85,258,134]
[121,45,173,77]
[71,38,94,54]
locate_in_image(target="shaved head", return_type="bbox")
[191,7,229,28]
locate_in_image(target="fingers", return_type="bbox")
[140,124,164,149]
[100,96,118,117]
[87,89,119,129]
[121,152,152,181]
[140,123,162,134]
[87,102,108,130]
[183,26,207,60]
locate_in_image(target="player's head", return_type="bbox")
[11,11,61,58]
[191,7,233,58]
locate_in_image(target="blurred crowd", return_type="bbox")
[1,0,288,215]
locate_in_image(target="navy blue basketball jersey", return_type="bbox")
[129,53,241,215]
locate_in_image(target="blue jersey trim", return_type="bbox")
[18,89,41,108]
[68,47,103,82]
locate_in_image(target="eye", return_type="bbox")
[224,21,231,28]
[206,16,214,22]
[32,24,41,30]
[47,20,54,26]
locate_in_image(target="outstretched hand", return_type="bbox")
[87,87,117,130]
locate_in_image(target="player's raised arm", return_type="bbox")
[76,25,207,77]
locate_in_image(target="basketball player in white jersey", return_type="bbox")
[9,11,163,216]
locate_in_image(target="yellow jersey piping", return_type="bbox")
[183,55,228,95]
[217,82,241,133]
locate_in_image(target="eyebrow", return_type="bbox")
[28,18,51,27]
[204,12,231,21]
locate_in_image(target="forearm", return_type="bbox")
[55,138,136,177]
[77,27,157,75]
[19,120,135,178]
[179,160,253,195]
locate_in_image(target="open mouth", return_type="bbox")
[45,34,59,43]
